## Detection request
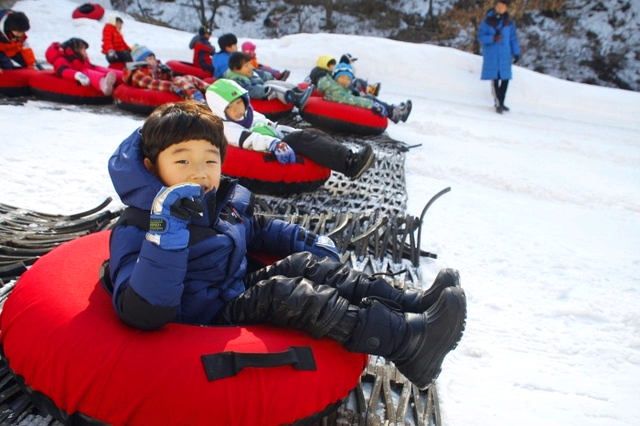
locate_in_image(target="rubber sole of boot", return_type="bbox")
[395,286,467,389]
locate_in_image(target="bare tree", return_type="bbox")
[186,0,224,31]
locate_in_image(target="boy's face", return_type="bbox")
[225,97,246,121]
[146,139,222,194]
[336,74,352,87]
[226,44,238,53]
[77,46,87,59]
[496,2,508,13]
[243,49,256,58]
[146,54,158,66]
[236,60,254,77]
[116,21,123,31]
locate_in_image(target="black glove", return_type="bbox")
[513,55,520,64]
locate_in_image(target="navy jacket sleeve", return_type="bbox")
[109,225,187,330]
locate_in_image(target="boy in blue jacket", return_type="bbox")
[107,100,467,390]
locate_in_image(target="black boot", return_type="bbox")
[392,268,461,312]
[285,85,314,109]
[344,144,375,180]
[342,287,466,389]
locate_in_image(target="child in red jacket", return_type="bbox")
[101,16,132,64]
[45,38,120,95]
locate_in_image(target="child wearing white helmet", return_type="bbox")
[206,78,375,180]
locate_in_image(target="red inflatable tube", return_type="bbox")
[0,68,41,96]
[165,60,212,80]
[0,231,367,426]
[113,83,182,115]
[28,70,113,105]
[300,97,388,136]
[71,3,105,20]
[250,97,295,120]
[222,145,331,196]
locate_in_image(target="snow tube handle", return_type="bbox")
[201,346,316,381]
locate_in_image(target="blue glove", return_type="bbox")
[146,183,204,250]
[293,228,341,261]
[269,139,296,165]
[371,102,387,117]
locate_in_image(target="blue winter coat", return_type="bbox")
[478,9,521,80]
[107,129,302,328]
[213,51,231,78]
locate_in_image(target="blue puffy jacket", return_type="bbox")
[478,9,521,80]
[213,51,231,78]
[107,129,302,329]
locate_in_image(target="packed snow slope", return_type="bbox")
[2,1,640,425]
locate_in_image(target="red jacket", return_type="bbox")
[45,42,101,79]
[101,23,130,54]
[0,10,36,67]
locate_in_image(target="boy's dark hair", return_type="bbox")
[327,58,337,67]
[228,51,252,71]
[141,101,228,165]
[5,11,30,33]
[218,33,237,51]
[115,17,124,24]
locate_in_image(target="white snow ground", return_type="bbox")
[1,1,640,425]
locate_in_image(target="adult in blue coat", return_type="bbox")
[478,0,521,113]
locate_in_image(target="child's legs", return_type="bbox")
[244,251,399,305]
[172,76,201,99]
[282,129,351,173]
[84,68,107,92]
[264,80,295,91]
[258,65,281,76]
[215,274,351,339]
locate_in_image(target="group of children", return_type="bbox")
[1,6,467,397]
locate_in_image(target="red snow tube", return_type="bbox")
[165,60,212,80]
[29,70,112,105]
[300,97,387,136]
[250,97,294,120]
[222,145,331,196]
[0,68,40,96]
[0,231,367,426]
[71,3,105,20]
[113,84,182,115]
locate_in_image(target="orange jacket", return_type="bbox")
[0,14,36,67]
[101,23,130,53]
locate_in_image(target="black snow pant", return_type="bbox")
[282,129,351,174]
[492,79,510,107]
[213,252,400,339]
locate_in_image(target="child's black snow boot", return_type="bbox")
[342,287,466,389]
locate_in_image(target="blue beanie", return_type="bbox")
[332,63,354,81]
[131,45,154,62]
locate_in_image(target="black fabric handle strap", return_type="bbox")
[201,346,316,381]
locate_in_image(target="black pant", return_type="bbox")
[106,50,133,63]
[492,79,510,107]
[282,129,351,174]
